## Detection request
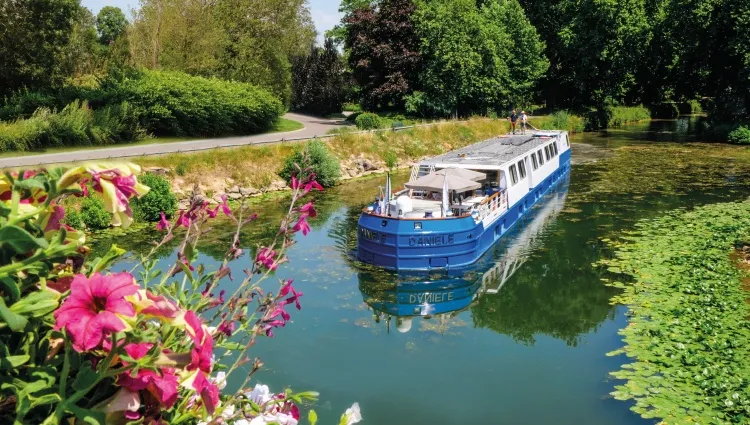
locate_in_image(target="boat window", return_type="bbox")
[563,134,569,147]
[531,153,538,170]
[537,149,544,165]
[544,145,551,161]
[518,159,527,179]
[509,165,519,185]
[552,142,559,156]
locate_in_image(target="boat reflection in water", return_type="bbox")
[358,177,569,333]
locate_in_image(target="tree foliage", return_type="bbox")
[344,0,423,111]
[0,0,81,96]
[291,39,347,115]
[96,6,127,45]
[412,0,548,115]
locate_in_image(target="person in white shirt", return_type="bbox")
[520,111,528,135]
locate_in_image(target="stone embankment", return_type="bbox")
[145,154,410,207]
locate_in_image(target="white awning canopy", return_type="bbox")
[405,173,482,192]
[435,167,487,181]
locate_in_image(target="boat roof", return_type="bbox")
[421,131,564,170]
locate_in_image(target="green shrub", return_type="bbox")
[608,106,651,127]
[383,150,398,169]
[342,103,361,112]
[534,111,585,133]
[0,90,57,121]
[728,126,750,145]
[688,99,702,114]
[104,70,284,137]
[279,139,341,188]
[62,209,83,229]
[649,103,680,119]
[131,173,178,222]
[355,112,383,130]
[80,196,111,230]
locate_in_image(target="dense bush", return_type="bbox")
[105,70,284,137]
[80,195,111,230]
[279,139,341,188]
[131,173,178,221]
[291,38,347,116]
[649,102,680,119]
[355,112,383,130]
[540,110,585,133]
[62,208,83,229]
[0,100,146,152]
[728,126,750,145]
[608,106,651,127]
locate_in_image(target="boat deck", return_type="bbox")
[421,133,561,169]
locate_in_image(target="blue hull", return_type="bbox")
[357,150,572,270]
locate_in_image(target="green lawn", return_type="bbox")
[0,117,304,159]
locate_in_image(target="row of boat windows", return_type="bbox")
[508,141,560,185]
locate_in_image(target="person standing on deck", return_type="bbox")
[509,110,518,134]
[520,111,528,135]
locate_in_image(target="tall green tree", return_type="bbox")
[291,38,347,115]
[96,6,127,45]
[344,0,423,110]
[59,6,103,77]
[0,0,80,95]
[412,0,547,115]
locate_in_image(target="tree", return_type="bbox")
[344,0,423,110]
[0,0,80,95]
[291,38,347,115]
[96,6,127,45]
[59,6,104,77]
[412,0,547,115]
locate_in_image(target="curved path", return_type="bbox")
[0,113,345,168]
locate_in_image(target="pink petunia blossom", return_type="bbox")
[184,311,213,374]
[299,202,317,218]
[117,343,179,408]
[53,273,139,352]
[292,215,311,236]
[256,247,277,270]
[44,205,66,232]
[192,371,219,415]
[156,212,170,231]
[139,291,180,320]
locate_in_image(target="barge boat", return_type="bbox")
[357,130,571,270]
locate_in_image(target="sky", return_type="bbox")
[80,0,342,44]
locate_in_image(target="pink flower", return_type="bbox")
[176,210,190,228]
[184,311,213,374]
[53,273,138,352]
[129,290,181,321]
[217,320,235,337]
[292,215,311,235]
[299,201,317,218]
[43,205,65,232]
[156,212,170,231]
[219,195,232,216]
[117,343,179,409]
[280,280,302,311]
[303,179,324,194]
[192,371,219,415]
[291,175,300,190]
[89,166,149,228]
[256,247,277,270]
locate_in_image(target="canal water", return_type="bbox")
[106,118,750,425]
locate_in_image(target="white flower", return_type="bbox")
[342,402,362,425]
[249,412,297,425]
[221,403,236,420]
[213,371,227,390]
[244,384,273,406]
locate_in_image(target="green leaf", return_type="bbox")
[68,405,106,425]
[29,393,61,409]
[0,225,48,254]
[0,355,29,369]
[10,290,60,318]
[14,177,46,191]
[89,244,127,275]
[308,409,318,425]
[0,296,28,331]
[217,341,243,350]
[72,362,98,392]
[0,276,20,301]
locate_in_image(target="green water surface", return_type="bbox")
[106,118,750,425]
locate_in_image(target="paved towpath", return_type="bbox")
[0,113,346,168]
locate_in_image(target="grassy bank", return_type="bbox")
[135,116,588,191]
[600,201,750,423]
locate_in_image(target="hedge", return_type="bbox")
[105,70,284,137]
